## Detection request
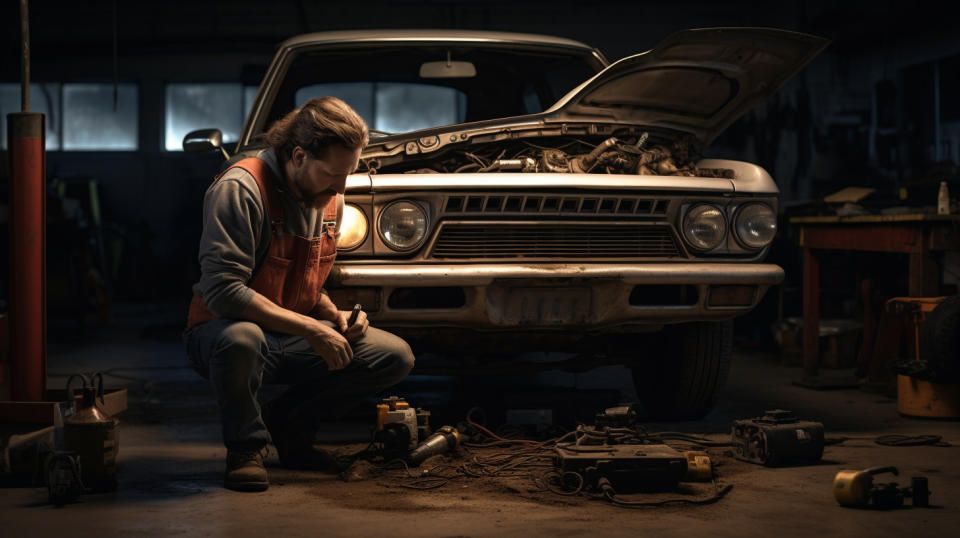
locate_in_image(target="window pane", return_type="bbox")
[63,83,138,150]
[375,83,464,134]
[295,83,375,127]
[0,83,61,150]
[165,83,243,151]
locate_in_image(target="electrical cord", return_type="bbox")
[874,434,950,447]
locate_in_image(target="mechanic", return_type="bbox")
[184,97,415,492]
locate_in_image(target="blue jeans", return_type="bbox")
[184,319,414,451]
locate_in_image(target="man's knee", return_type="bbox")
[210,321,267,382]
[369,331,415,381]
[213,321,266,358]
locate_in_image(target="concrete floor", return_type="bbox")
[2,302,958,537]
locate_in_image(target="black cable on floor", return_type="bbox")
[874,434,950,447]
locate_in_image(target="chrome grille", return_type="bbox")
[430,223,682,259]
[443,194,669,217]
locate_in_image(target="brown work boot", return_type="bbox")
[224,450,269,492]
[263,405,346,471]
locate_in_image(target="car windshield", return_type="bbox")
[256,44,600,138]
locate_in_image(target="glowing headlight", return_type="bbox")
[734,203,776,249]
[378,201,427,251]
[683,204,727,251]
[337,204,368,250]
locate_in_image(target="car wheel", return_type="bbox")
[629,320,733,420]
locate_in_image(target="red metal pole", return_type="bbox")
[8,0,46,402]
[8,114,46,402]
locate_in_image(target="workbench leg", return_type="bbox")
[802,247,820,380]
[908,252,940,297]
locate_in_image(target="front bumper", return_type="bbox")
[327,262,784,330]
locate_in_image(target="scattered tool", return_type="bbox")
[731,409,824,466]
[63,373,118,493]
[374,396,419,453]
[833,466,931,509]
[407,425,461,466]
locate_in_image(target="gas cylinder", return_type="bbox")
[64,374,118,492]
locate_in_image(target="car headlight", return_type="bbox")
[734,203,776,249]
[337,203,368,250]
[378,200,428,251]
[683,204,726,251]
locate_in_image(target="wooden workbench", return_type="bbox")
[790,213,960,385]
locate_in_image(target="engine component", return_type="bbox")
[480,157,538,172]
[571,137,618,173]
[407,425,461,466]
[731,409,824,466]
[554,441,687,493]
[833,466,932,509]
[541,149,571,173]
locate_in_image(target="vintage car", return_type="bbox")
[185,28,828,418]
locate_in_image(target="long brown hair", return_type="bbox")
[265,96,368,162]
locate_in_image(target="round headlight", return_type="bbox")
[337,204,368,250]
[683,204,727,251]
[734,203,777,249]
[378,201,428,251]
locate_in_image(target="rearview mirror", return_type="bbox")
[419,60,476,78]
[183,128,229,158]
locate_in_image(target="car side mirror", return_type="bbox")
[183,128,229,159]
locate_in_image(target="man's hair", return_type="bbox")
[265,96,368,162]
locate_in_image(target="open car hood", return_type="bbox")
[543,27,829,147]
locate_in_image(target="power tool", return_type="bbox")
[731,409,824,466]
[833,466,931,509]
[407,425,461,466]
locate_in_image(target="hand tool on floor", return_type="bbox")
[407,425,461,466]
[833,466,931,509]
[731,409,823,466]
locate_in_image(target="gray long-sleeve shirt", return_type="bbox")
[193,148,341,317]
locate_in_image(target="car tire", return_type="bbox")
[629,320,733,420]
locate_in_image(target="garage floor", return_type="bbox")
[2,303,958,537]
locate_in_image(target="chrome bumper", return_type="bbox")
[327,263,784,329]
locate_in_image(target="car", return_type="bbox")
[185,28,829,419]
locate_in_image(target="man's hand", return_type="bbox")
[304,320,354,371]
[336,308,368,342]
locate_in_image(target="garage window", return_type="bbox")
[0,83,62,150]
[62,83,138,151]
[164,83,257,151]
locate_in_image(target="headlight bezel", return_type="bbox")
[682,203,728,252]
[377,199,429,252]
[336,203,368,252]
[732,202,777,250]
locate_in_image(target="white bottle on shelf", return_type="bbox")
[938,180,950,215]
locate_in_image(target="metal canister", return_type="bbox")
[64,375,118,492]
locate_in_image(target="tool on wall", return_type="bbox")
[833,466,931,509]
[731,409,824,466]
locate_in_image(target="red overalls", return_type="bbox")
[187,157,337,329]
